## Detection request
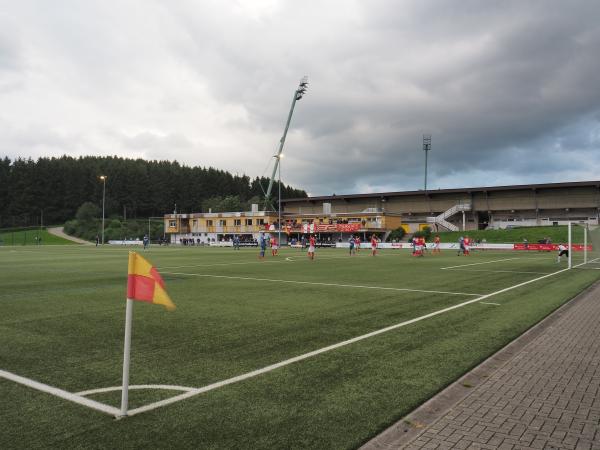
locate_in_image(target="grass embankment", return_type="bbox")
[433,225,583,243]
[0,227,76,245]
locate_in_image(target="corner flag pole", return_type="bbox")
[120,298,134,416]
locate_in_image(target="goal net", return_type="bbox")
[573,223,600,269]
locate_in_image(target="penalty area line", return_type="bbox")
[160,271,483,297]
[127,265,571,417]
[441,257,521,270]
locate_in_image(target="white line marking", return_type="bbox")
[127,266,572,417]
[480,302,501,306]
[161,272,482,296]
[441,257,521,270]
[157,254,378,270]
[75,384,195,396]
[0,369,120,416]
[444,269,549,275]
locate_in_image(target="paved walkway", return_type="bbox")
[363,282,600,450]
[47,227,91,244]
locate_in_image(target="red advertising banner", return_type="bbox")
[314,224,338,232]
[336,223,361,232]
[513,243,591,251]
[308,223,362,233]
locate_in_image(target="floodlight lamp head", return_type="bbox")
[296,76,309,100]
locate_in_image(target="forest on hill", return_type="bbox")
[0,156,307,228]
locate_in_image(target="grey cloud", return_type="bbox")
[1,0,600,197]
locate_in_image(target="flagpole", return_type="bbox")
[120,298,134,416]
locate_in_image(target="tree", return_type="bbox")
[75,202,101,222]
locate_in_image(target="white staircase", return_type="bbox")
[427,202,471,232]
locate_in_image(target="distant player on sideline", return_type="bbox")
[143,234,149,250]
[433,235,441,254]
[271,236,279,256]
[300,235,307,252]
[308,235,316,260]
[557,243,568,263]
[355,235,361,253]
[371,234,379,256]
[349,235,356,256]
[259,234,267,259]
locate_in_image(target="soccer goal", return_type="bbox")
[572,222,600,270]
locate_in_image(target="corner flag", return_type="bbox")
[121,252,175,417]
[127,251,175,311]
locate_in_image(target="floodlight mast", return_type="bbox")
[263,76,308,210]
[423,134,432,191]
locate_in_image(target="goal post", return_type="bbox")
[572,222,600,270]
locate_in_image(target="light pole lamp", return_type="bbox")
[264,76,308,210]
[423,134,432,191]
[100,175,107,244]
[276,154,284,246]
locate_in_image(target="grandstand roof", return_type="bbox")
[282,180,600,203]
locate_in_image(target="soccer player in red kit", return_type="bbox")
[308,235,316,260]
[433,235,441,254]
[463,236,471,255]
[355,236,361,253]
[271,236,278,256]
[371,234,378,256]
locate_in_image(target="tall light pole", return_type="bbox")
[423,134,432,191]
[264,76,308,210]
[277,154,283,246]
[100,175,107,244]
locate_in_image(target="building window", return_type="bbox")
[257,219,265,225]
[234,219,241,226]
[246,219,253,226]
[218,219,226,227]
[206,220,213,226]
[169,220,176,228]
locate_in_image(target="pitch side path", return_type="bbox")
[363,281,600,450]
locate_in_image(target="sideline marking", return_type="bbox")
[480,302,501,306]
[0,369,120,416]
[126,266,572,417]
[160,272,482,296]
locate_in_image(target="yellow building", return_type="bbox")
[164,206,402,244]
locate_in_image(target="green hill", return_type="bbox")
[0,227,77,246]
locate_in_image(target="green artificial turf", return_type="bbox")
[0,245,598,449]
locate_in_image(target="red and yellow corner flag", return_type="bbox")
[127,252,175,311]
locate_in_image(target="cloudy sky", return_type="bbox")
[1,1,600,196]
